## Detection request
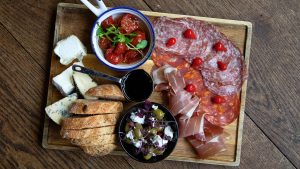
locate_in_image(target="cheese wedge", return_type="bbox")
[45,93,78,125]
[52,62,83,96]
[54,35,87,65]
[73,71,97,99]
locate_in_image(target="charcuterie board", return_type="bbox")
[42,3,252,166]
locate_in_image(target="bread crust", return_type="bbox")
[61,114,119,129]
[71,134,117,146]
[85,84,126,101]
[60,126,115,139]
[69,99,123,115]
[80,144,117,156]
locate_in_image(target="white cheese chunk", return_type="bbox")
[164,126,174,140]
[45,93,78,125]
[126,130,134,140]
[130,112,145,124]
[152,104,158,110]
[73,71,97,99]
[151,135,168,147]
[52,62,83,96]
[133,140,142,148]
[54,35,87,65]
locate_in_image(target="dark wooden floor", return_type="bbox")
[0,0,299,168]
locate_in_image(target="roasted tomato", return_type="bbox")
[120,14,140,33]
[123,50,141,64]
[105,47,123,64]
[131,31,146,46]
[101,16,115,29]
[212,95,225,104]
[98,37,111,50]
[114,42,128,55]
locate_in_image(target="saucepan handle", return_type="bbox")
[72,65,122,83]
[80,0,108,16]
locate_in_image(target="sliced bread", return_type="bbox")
[60,126,115,139]
[61,114,119,129]
[80,144,117,156]
[69,99,123,115]
[85,84,125,101]
[71,134,116,146]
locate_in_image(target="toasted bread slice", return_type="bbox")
[85,84,125,101]
[71,134,117,146]
[60,126,115,139]
[61,114,119,129]
[81,144,117,156]
[69,99,123,115]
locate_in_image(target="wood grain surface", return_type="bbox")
[0,0,299,168]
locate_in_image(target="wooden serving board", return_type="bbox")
[42,3,252,166]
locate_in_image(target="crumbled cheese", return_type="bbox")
[133,140,142,148]
[152,104,158,110]
[151,135,168,147]
[45,93,78,125]
[126,130,134,140]
[164,126,174,140]
[130,112,145,124]
[54,35,87,65]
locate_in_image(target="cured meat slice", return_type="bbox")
[178,113,205,138]
[197,90,240,126]
[169,91,199,118]
[153,17,192,55]
[187,134,226,159]
[165,69,186,94]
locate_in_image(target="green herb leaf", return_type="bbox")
[126,33,137,37]
[125,37,132,44]
[136,40,148,49]
[117,34,126,43]
[96,26,105,37]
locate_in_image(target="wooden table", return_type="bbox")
[0,0,299,168]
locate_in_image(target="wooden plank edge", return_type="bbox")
[234,21,253,165]
[42,3,64,149]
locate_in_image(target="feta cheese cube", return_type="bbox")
[52,62,83,96]
[54,35,87,65]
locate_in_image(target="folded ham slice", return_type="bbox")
[187,134,226,159]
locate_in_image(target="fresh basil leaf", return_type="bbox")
[136,40,148,49]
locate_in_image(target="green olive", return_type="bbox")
[124,138,131,144]
[134,128,143,139]
[143,153,152,160]
[135,123,143,129]
[125,123,130,133]
[149,128,158,135]
[153,148,165,155]
[154,109,165,120]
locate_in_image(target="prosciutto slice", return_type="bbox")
[187,134,226,159]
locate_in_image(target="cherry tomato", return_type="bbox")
[191,57,203,69]
[185,84,196,93]
[212,95,225,104]
[166,38,176,47]
[120,14,140,33]
[123,50,141,64]
[114,42,128,55]
[183,29,196,39]
[217,61,227,71]
[131,31,146,46]
[105,53,124,65]
[214,42,227,52]
[98,37,111,50]
[105,47,115,56]
[101,16,115,29]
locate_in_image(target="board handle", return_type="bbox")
[80,0,107,16]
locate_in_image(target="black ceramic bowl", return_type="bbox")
[118,102,178,163]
